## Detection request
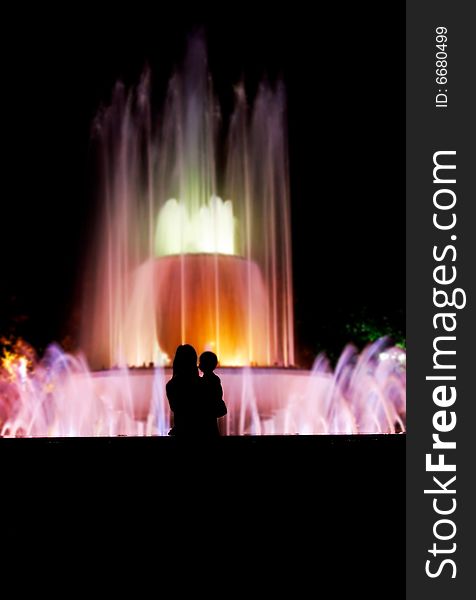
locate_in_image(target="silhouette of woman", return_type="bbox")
[166,344,225,437]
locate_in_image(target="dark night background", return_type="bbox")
[1,6,405,592]
[0,6,404,365]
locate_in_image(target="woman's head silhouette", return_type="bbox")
[172,344,198,377]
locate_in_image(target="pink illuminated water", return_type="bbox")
[1,339,405,437]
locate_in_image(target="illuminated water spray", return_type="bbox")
[0,35,406,437]
[82,36,294,369]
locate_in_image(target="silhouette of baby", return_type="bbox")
[199,351,227,422]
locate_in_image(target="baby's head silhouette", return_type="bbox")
[199,351,218,374]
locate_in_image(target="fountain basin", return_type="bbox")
[10,364,401,438]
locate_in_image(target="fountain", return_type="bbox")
[0,35,405,437]
[82,36,293,369]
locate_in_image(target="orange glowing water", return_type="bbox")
[152,254,269,366]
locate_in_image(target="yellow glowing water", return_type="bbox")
[154,196,237,256]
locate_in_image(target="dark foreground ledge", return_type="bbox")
[1,433,404,481]
[0,432,404,445]
[1,433,404,502]
[0,432,404,466]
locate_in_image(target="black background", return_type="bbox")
[1,5,404,364]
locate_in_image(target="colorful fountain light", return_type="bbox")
[0,35,406,437]
[82,35,293,370]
